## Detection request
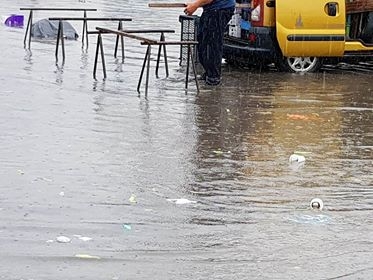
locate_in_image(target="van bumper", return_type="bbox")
[223,27,277,65]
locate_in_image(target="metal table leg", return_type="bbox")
[185,44,190,90]
[55,20,66,62]
[114,21,125,63]
[93,32,106,79]
[155,32,169,78]
[190,46,200,93]
[137,45,151,95]
[23,10,33,49]
[82,10,88,49]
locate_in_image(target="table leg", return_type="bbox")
[145,45,151,97]
[155,33,169,78]
[23,10,33,49]
[82,10,88,48]
[55,20,61,60]
[185,44,190,90]
[99,33,106,79]
[93,33,100,79]
[61,21,65,62]
[155,35,162,78]
[190,46,200,93]
[137,45,151,94]
[162,34,169,77]
[114,21,125,63]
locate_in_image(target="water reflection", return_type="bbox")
[188,71,373,223]
[54,63,64,84]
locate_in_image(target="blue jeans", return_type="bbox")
[197,7,234,82]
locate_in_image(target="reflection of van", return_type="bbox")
[223,0,373,72]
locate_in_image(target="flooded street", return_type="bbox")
[1,0,373,279]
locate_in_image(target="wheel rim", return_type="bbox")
[286,57,318,72]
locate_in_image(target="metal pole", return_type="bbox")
[99,33,106,79]
[190,45,200,93]
[82,10,88,48]
[137,45,150,94]
[155,36,162,78]
[114,21,120,59]
[61,21,65,62]
[55,20,61,61]
[120,21,125,62]
[185,44,190,90]
[28,10,33,49]
[93,33,100,79]
[145,45,151,97]
[162,33,169,77]
[23,10,32,48]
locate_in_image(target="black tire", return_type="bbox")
[277,56,322,73]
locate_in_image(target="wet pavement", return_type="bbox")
[1,0,373,279]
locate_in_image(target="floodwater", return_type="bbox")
[1,0,373,279]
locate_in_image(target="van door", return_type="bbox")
[276,0,345,57]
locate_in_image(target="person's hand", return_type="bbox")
[184,2,199,15]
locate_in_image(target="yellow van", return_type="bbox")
[223,0,373,72]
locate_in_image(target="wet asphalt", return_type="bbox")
[0,0,373,279]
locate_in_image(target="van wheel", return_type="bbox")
[277,56,322,73]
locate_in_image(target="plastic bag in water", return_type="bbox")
[4,14,24,27]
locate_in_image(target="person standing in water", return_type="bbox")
[184,0,235,86]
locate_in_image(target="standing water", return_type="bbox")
[0,0,373,279]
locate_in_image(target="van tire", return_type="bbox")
[276,56,322,73]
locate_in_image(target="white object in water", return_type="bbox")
[310,198,324,210]
[56,236,71,243]
[289,154,306,163]
[166,198,197,205]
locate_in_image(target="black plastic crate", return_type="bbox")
[179,15,200,65]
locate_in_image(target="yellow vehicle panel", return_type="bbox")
[344,41,373,52]
[276,0,346,57]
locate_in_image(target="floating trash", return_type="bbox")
[56,236,71,243]
[166,198,197,205]
[4,14,24,27]
[286,113,321,121]
[129,194,137,204]
[212,150,224,155]
[73,235,92,242]
[122,224,132,231]
[310,198,324,210]
[286,214,331,225]
[289,154,306,163]
[75,254,100,260]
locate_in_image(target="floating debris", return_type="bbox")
[75,254,100,260]
[289,154,306,163]
[129,194,137,204]
[212,150,224,155]
[56,236,71,243]
[166,198,197,205]
[310,198,324,210]
[73,235,93,242]
[287,113,321,121]
[286,214,331,225]
[122,224,132,231]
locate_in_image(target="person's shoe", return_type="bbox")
[197,72,206,81]
[205,76,221,86]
